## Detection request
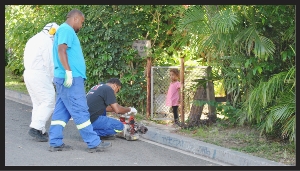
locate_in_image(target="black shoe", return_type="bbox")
[100,134,116,140]
[49,143,73,152]
[28,128,48,142]
[87,141,112,153]
[175,121,181,126]
[172,121,181,127]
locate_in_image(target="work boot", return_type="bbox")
[49,143,73,152]
[100,134,116,140]
[28,128,48,142]
[87,141,112,153]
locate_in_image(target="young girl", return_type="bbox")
[166,68,181,126]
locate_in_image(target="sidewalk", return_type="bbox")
[5,88,288,166]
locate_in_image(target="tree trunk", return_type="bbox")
[185,85,206,128]
[206,66,217,123]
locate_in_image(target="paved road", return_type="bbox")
[5,98,224,166]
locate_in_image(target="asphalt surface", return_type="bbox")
[5,88,289,166]
[6,98,226,166]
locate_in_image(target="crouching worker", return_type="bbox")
[86,78,138,140]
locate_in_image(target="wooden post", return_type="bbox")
[146,57,151,119]
[206,66,217,123]
[132,40,151,118]
[180,57,185,125]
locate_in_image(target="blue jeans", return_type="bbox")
[92,113,124,136]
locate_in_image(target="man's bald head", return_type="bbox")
[67,9,84,19]
[65,9,85,33]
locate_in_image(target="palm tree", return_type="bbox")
[239,66,295,143]
[170,5,295,143]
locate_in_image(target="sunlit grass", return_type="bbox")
[5,67,28,95]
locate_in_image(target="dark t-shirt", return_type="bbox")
[86,84,117,123]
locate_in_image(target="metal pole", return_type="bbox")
[146,57,151,119]
[180,56,185,125]
[150,66,153,119]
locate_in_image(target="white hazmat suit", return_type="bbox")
[23,22,59,134]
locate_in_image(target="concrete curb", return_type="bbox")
[5,88,288,166]
[140,123,287,166]
[5,88,32,107]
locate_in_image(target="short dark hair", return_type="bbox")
[107,78,122,87]
[169,68,179,77]
[67,9,84,19]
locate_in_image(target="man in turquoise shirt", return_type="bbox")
[49,9,111,153]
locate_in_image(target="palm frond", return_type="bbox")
[219,57,246,107]
[177,5,239,53]
[168,30,192,51]
[284,65,295,90]
[177,5,207,32]
[234,27,275,60]
[211,7,239,34]
[263,90,295,142]
[282,113,296,142]
[234,26,255,56]
[253,34,276,60]
[242,68,294,124]
[283,23,296,42]
[242,66,295,143]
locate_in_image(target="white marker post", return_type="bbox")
[132,40,151,57]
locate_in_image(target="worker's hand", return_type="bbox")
[127,107,137,115]
[63,70,73,88]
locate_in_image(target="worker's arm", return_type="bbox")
[58,44,71,71]
[106,106,114,112]
[58,43,73,87]
[109,103,131,114]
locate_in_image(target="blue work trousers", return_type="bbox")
[92,113,124,136]
[49,77,100,148]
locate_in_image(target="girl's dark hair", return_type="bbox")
[169,68,179,77]
[107,78,122,87]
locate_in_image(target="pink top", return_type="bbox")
[166,81,181,106]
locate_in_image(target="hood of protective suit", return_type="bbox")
[42,22,59,40]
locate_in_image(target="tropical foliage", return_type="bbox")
[5,5,185,113]
[173,5,295,143]
[5,5,296,143]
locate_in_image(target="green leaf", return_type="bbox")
[257,66,262,74]
[252,68,257,75]
[282,51,287,61]
[245,59,250,68]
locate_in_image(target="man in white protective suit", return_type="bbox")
[23,22,59,142]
